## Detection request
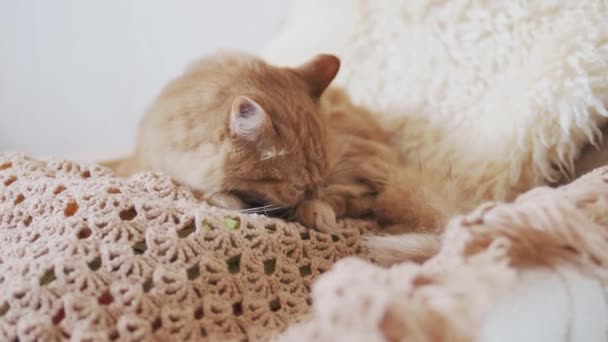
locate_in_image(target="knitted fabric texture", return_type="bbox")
[277,166,608,342]
[0,153,371,341]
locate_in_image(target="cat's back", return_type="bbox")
[321,87,393,144]
[132,54,256,189]
[136,52,270,152]
[138,54,241,138]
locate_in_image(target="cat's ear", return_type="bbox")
[229,96,267,141]
[295,54,340,98]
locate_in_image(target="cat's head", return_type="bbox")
[214,53,341,210]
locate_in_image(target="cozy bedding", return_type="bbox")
[2,0,608,341]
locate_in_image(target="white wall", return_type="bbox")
[0,0,290,160]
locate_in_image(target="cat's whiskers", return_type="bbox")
[239,204,279,212]
[239,203,290,215]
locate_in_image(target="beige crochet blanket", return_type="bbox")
[0,153,372,341]
[1,153,607,341]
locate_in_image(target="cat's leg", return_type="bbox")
[293,182,379,234]
[373,182,442,233]
[322,183,375,218]
[363,175,444,264]
[294,199,338,234]
[322,180,440,232]
[292,182,376,234]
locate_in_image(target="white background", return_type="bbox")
[0,0,289,160]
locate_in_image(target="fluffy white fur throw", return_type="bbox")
[263,0,608,214]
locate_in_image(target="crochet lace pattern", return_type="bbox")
[0,153,371,341]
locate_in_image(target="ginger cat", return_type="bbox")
[104,51,441,254]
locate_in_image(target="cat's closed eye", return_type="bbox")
[231,189,271,208]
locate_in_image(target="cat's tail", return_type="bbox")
[98,156,139,177]
[363,233,441,266]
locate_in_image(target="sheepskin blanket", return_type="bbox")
[263,0,608,211]
[2,154,608,341]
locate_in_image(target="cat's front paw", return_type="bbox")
[294,200,338,234]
